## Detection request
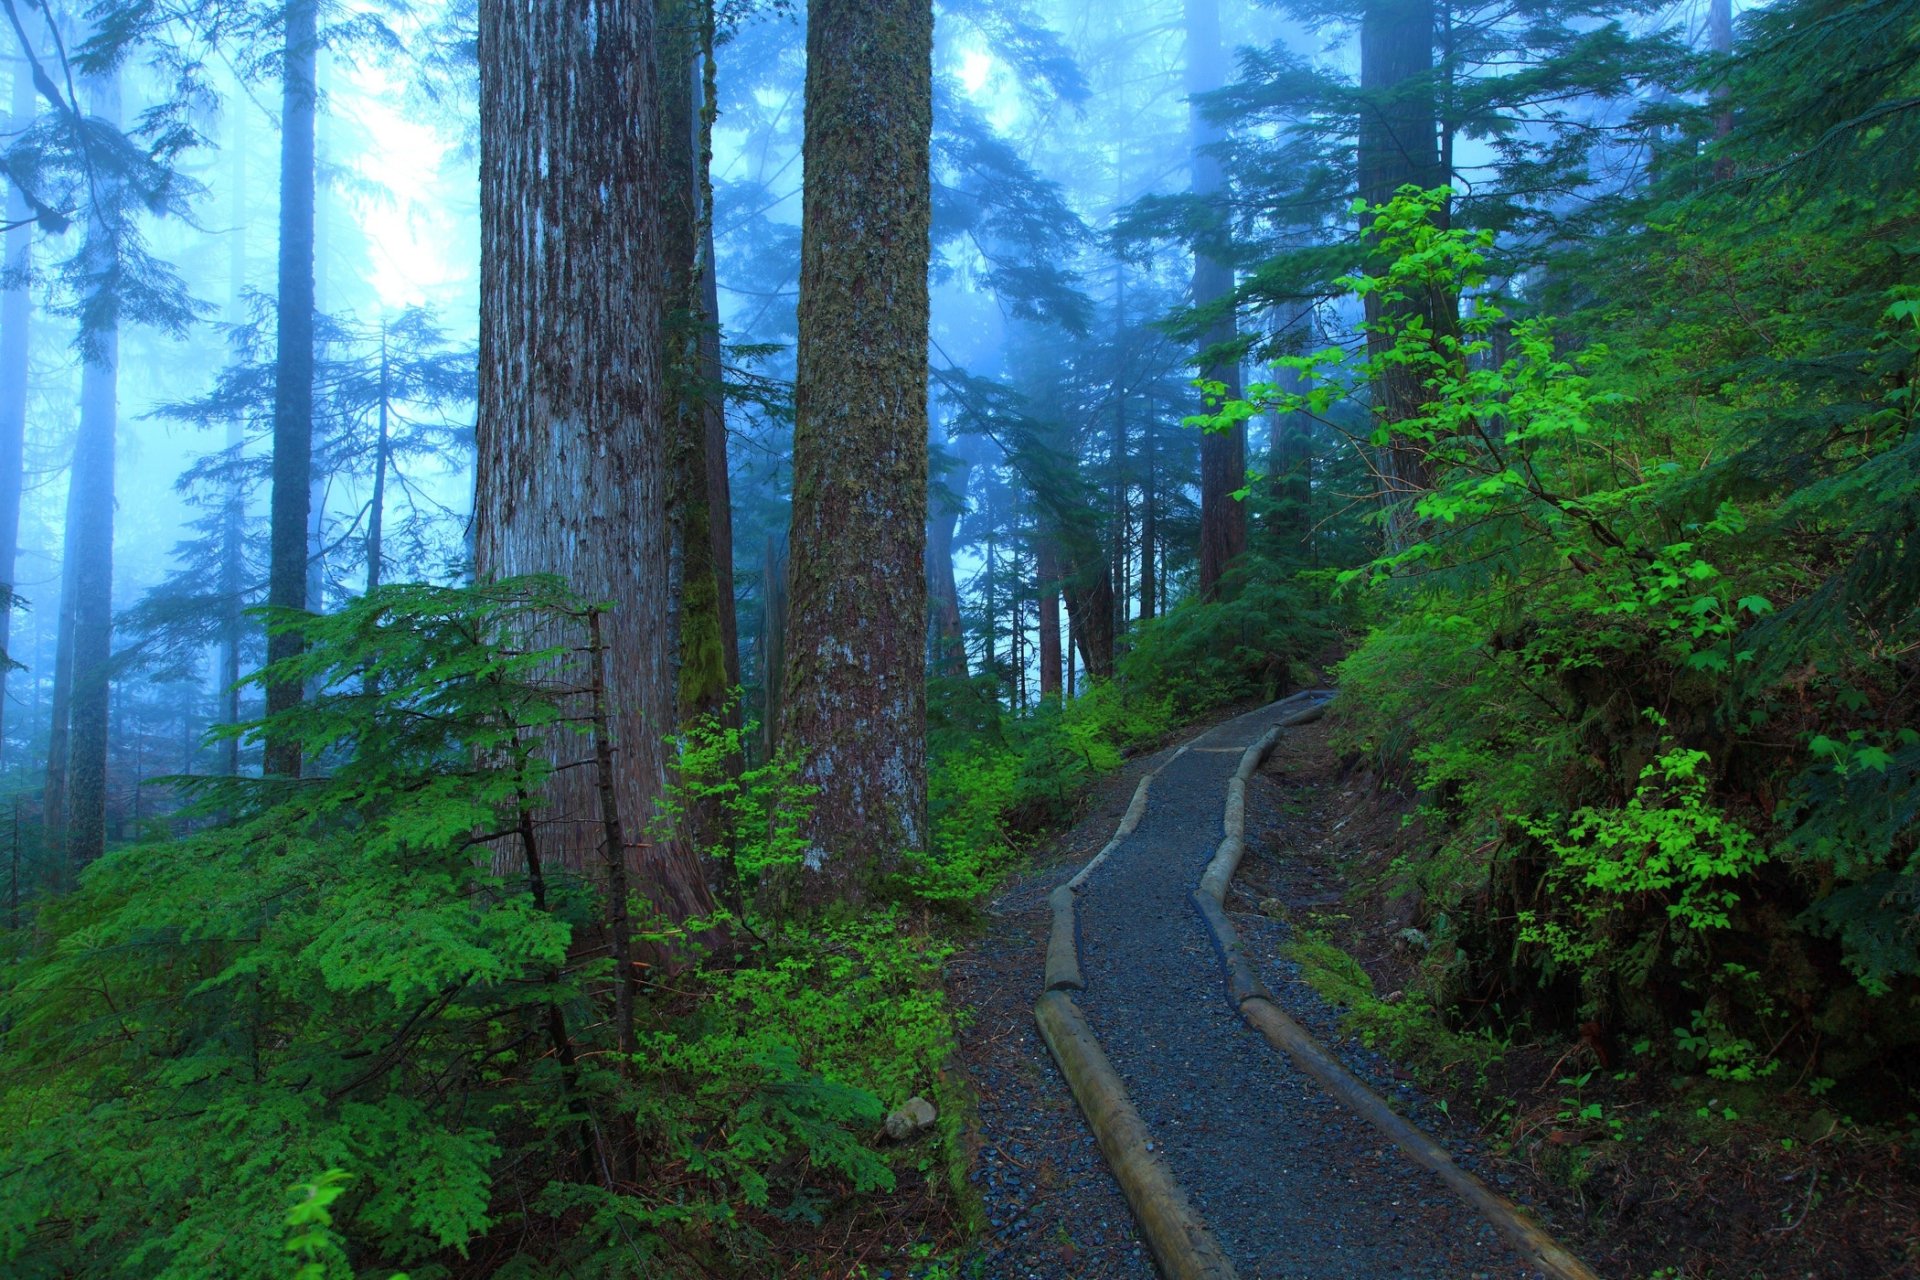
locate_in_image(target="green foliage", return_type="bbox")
[1516,747,1769,986]
[667,701,818,899]
[0,580,960,1277]
[1220,172,1919,1097]
[1118,553,1338,715]
[909,673,1178,906]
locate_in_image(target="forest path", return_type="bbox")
[956,700,1550,1279]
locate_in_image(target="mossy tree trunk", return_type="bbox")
[778,0,934,900]
[475,0,716,924]
[659,0,731,726]
[1188,0,1245,602]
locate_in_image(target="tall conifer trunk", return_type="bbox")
[1359,0,1443,545]
[660,0,729,724]
[1710,0,1733,179]
[265,0,317,777]
[1188,0,1245,601]
[64,61,120,873]
[364,327,389,593]
[476,0,716,922]
[777,0,934,897]
[1036,539,1062,698]
[927,428,972,677]
[1139,408,1157,620]
[0,66,32,761]
[220,106,248,776]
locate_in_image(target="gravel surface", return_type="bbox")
[949,747,1176,1280]
[1070,703,1545,1280]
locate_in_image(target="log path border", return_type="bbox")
[1033,692,1600,1280]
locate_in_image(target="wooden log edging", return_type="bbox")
[1037,726,1238,1279]
[1192,693,1602,1280]
[1035,991,1239,1280]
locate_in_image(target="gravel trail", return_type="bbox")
[1068,702,1543,1280]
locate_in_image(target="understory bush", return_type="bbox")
[1222,185,1920,1102]
[0,579,957,1279]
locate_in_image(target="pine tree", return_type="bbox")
[778,0,934,897]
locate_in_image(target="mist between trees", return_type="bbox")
[0,0,1915,1275]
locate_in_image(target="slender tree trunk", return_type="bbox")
[1139,410,1157,620]
[660,0,728,724]
[306,52,331,616]
[1710,0,1733,179]
[64,60,121,874]
[1267,365,1314,558]
[1188,0,1245,601]
[0,65,33,762]
[1036,539,1062,698]
[364,327,389,593]
[221,102,248,776]
[701,278,738,698]
[778,0,934,896]
[1065,610,1076,698]
[476,0,716,923]
[1359,0,1442,547]
[761,532,787,762]
[695,10,738,696]
[265,0,318,777]
[43,450,77,869]
[927,427,972,677]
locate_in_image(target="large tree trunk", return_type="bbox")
[0,66,31,762]
[65,62,120,874]
[1188,0,1245,602]
[476,0,716,923]
[265,0,317,777]
[1359,0,1442,547]
[778,0,934,898]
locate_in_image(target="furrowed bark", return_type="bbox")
[475,0,716,924]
